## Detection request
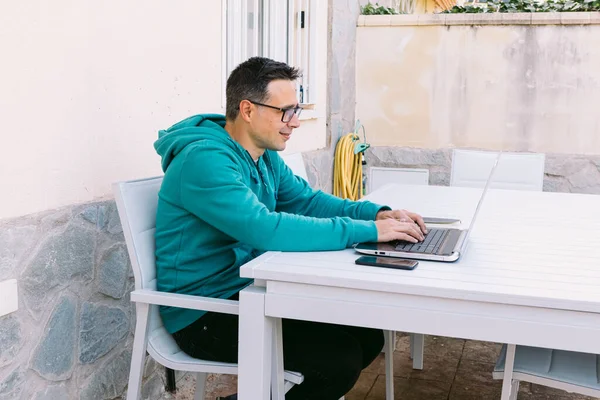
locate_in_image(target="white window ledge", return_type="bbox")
[299,103,322,121]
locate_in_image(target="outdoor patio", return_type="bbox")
[162,333,599,400]
[3,1,600,399]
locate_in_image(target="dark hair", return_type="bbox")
[225,57,301,121]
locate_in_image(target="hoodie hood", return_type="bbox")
[155,114,240,172]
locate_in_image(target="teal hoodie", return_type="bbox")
[154,114,388,334]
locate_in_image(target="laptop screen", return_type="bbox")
[459,151,502,253]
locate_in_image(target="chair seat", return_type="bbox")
[494,344,600,391]
[147,323,304,384]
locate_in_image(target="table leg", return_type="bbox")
[271,317,285,400]
[411,333,424,370]
[239,285,273,400]
[500,344,517,400]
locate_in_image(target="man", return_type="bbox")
[154,56,426,399]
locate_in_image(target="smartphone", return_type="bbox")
[355,255,418,270]
[422,217,461,224]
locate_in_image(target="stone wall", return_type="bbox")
[365,146,600,194]
[0,201,166,400]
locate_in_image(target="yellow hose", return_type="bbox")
[333,133,363,201]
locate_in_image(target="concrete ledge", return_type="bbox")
[359,12,600,26]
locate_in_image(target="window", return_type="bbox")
[223,0,319,111]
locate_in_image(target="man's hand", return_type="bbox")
[375,219,424,243]
[376,209,427,235]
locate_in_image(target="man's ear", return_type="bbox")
[238,100,254,123]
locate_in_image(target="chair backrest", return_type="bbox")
[113,176,163,291]
[369,167,430,193]
[450,149,545,191]
[280,152,309,181]
[113,176,166,335]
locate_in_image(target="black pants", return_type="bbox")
[172,298,384,400]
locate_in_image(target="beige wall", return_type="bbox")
[356,18,600,155]
[1,0,327,220]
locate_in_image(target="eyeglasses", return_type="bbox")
[247,100,303,123]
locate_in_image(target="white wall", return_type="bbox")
[1,0,328,220]
[0,0,222,219]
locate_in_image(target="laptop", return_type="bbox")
[354,152,502,262]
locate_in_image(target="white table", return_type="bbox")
[237,184,600,399]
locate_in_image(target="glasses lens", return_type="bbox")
[283,107,301,123]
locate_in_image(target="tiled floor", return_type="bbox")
[162,333,599,400]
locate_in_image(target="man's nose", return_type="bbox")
[287,114,301,128]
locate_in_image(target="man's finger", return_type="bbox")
[396,222,423,241]
[396,232,418,243]
[408,212,428,234]
[409,223,425,241]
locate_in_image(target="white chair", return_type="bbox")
[113,176,303,400]
[493,344,600,400]
[366,166,429,372]
[368,167,430,193]
[450,149,546,191]
[280,152,395,400]
[280,152,309,181]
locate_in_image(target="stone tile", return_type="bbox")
[80,350,131,400]
[450,359,502,399]
[364,347,460,384]
[544,176,572,193]
[531,12,562,25]
[365,375,409,400]
[0,367,25,400]
[389,15,418,26]
[0,223,37,278]
[0,315,22,368]
[142,373,165,400]
[363,15,391,26]
[79,302,129,364]
[106,202,123,234]
[462,340,502,364]
[472,13,503,26]
[32,296,77,380]
[445,14,475,26]
[394,331,412,353]
[366,375,450,400]
[561,12,591,25]
[32,384,69,400]
[346,371,378,400]
[21,223,95,316]
[392,334,464,359]
[567,163,600,190]
[417,14,446,26]
[423,335,465,359]
[367,146,452,168]
[98,244,130,299]
[545,156,590,176]
[161,373,197,399]
[501,13,533,25]
[204,373,238,400]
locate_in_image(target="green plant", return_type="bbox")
[361,2,400,14]
[443,0,600,12]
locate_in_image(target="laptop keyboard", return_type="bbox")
[394,228,449,254]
